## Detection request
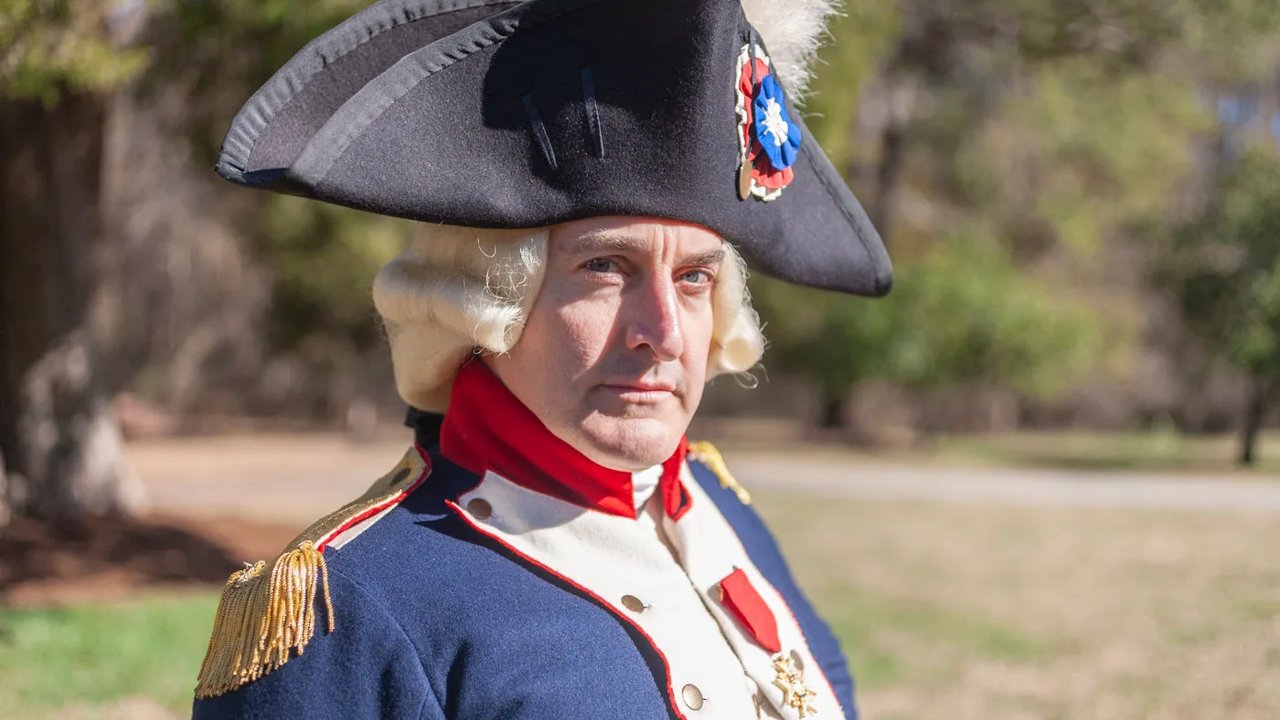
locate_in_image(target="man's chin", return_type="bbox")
[573,415,688,471]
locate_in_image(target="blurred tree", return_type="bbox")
[753,229,1098,430]
[8,0,1280,506]
[32,0,399,426]
[0,0,402,524]
[260,196,410,351]
[0,0,148,103]
[1165,149,1280,465]
[164,0,408,418]
[758,0,1280,432]
[889,231,1098,400]
[0,1,150,524]
[751,277,898,428]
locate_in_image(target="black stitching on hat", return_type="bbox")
[521,93,559,170]
[580,67,605,159]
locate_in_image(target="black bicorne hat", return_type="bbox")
[216,0,892,296]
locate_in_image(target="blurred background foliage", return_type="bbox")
[0,0,148,102]
[7,0,1280,520]
[9,8,1280,718]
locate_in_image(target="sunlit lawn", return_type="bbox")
[759,492,1280,720]
[4,493,1279,719]
[0,594,215,719]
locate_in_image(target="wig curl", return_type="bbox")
[373,224,765,411]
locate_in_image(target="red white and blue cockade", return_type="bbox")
[735,43,801,201]
[753,74,801,171]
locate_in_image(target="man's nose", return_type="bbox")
[624,274,684,361]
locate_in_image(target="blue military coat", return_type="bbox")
[193,362,857,719]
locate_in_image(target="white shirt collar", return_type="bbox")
[630,463,664,512]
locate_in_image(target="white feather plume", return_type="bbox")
[739,0,840,99]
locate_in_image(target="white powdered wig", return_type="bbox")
[740,0,840,99]
[373,225,766,412]
[373,225,549,411]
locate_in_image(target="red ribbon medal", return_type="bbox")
[718,568,820,717]
[718,567,782,654]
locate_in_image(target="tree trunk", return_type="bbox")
[819,392,849,425]
[1237,375,1270,466]
[863,44,922,245]
[0,93,145,524]
[817,385,852,429]
[872,115,908,241]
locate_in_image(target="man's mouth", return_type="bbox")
[597,382,678,403]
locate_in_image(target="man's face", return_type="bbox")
[486,216,724,471]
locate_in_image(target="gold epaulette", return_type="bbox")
[687,440,752,505]
[194,446,430,699]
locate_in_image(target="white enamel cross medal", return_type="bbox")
[772,652,819,717]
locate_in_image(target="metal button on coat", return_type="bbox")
[681,683,704,710]
[466,498,492,520]
[621,595,646,613]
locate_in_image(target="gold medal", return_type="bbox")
[772,652,818,717]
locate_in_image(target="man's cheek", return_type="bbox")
[683,311,715,367]
[559,308,615,363]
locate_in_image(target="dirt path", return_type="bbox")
[732,452,1280,512]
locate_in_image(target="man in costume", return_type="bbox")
[192,0,891,718]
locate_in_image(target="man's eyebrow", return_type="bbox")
[681,248,726,267]
[563,231,648,256]
[564,232,726,266]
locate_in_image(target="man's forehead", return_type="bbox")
[552,216,725,260]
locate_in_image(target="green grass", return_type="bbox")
[819,582,1054,692]
[833,584,1051,674]
[0,594,217,718]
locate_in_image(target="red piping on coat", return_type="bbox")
[316,445,434,551]
[445,497,688,720]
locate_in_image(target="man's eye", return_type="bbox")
[680,269,713,285]
[583,258,617,273]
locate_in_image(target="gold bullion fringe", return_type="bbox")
[687,440,752,505]
[194,541,334,699]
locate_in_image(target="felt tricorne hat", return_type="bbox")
[216,0,892,296]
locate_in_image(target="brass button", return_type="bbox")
[466,498,492,520]
[681,683,704,710]
[621,594,646,613]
